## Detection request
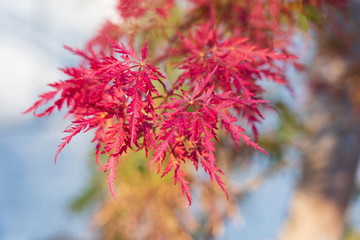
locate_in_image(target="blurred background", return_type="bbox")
[0,0,359,240]
[0,1,113,239]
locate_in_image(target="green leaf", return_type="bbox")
[299,12,309,32]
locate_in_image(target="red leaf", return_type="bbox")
[99,155,119,200]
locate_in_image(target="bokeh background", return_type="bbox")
[0,1,359,239]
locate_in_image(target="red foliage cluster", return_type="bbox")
[25,0,306,205]
[117,0,174,19]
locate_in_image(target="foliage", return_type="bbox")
[344,228,360,240]
[25,0,345,206]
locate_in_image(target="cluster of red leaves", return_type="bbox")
[117,0,174,19]
[25,0,300,205]
[118,0,147,19]
[169,21,292,139]
[25,36,290,205]
[25,39,165,199]
[86,0,174,52]
[150,68,270,203]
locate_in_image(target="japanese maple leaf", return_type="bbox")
[24,39,165,198]
[151,70,267,205]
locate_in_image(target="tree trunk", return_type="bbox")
[281,2,360,239]
[281,92,360,239]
